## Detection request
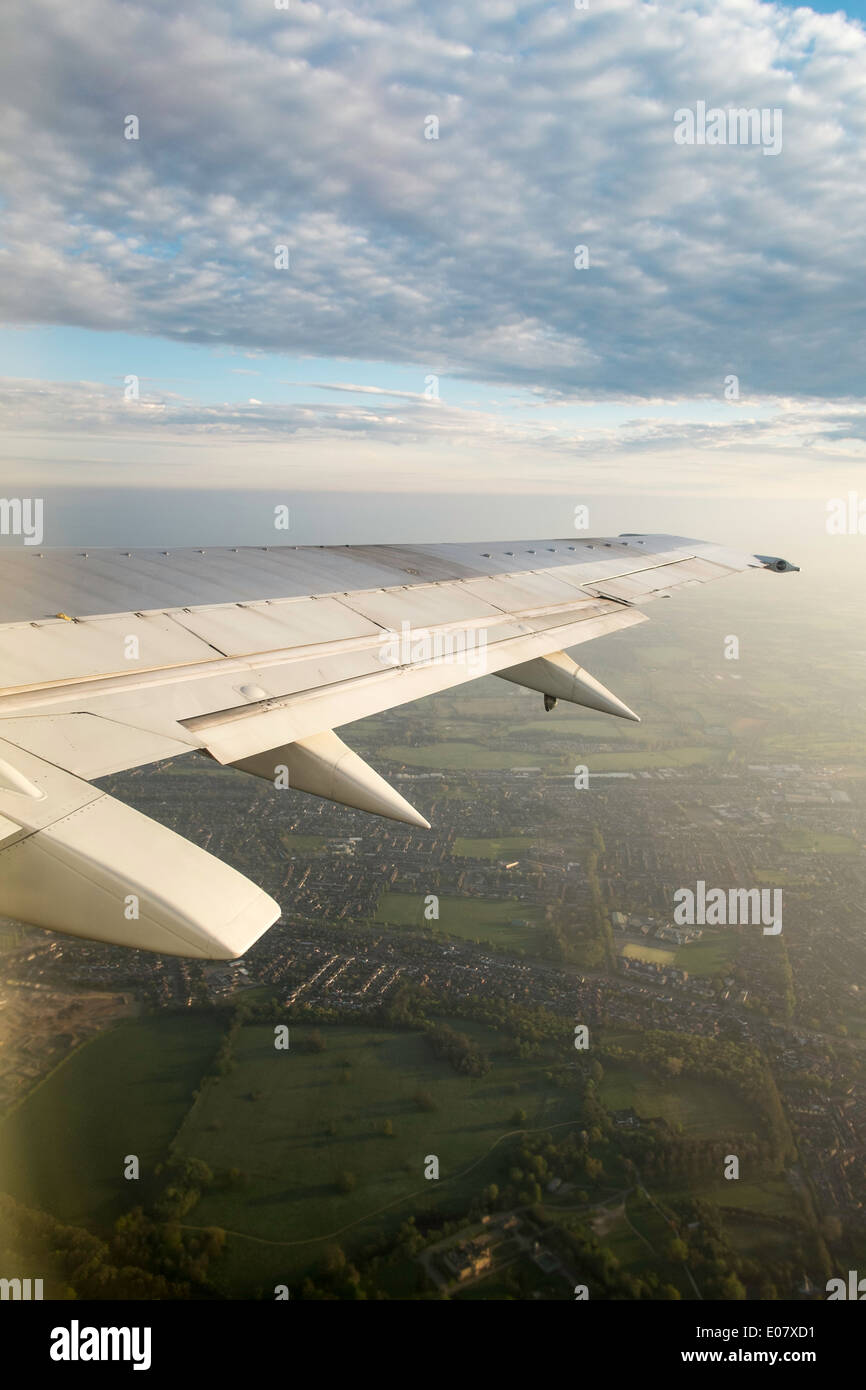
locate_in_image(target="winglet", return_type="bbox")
[754,554,800,573]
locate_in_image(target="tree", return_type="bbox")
[322,1245,347,1275]
[719,1272,747,1300]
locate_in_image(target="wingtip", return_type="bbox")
[754,554,800,573]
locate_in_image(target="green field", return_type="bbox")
[779,829,859,855]
[671,1174,796,1215]
[598,1061,757,1138]
[0,1014,224,1230]
[509,718,647,739]
[1,1014,583,1295]
[674,932,739,976]
[588,746,724,772]
[451,836,534,860]
[380,743,724,773]
[752,867,800,886]
[381,743,561,771]
[175,1022,577,1291]
[375,891,544,952]
[279,833,329,853]
[662,1174,800,1246]
[619,931,736,977]
[621,943,677,966]
[840,1010,866,1040]
[595,1203,655,1272]
[723,1214,791,1254]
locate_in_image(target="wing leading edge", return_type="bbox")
[0,533,797,957]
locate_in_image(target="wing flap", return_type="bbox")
[180,600,647,765]
[0,713,194,780]
[0,533,798,957]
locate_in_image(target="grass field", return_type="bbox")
[662,1173,801,1261]
[0,1014,224,1230]
[508,718,646,738]
[175,1022,578,1292]
[673,932,739,976]
[381,743,725,773]
[752,867,800,886]
[588,746,725,771]
[598,1061,757,1138]
[374,891,544,952]
[279,833,329,853]
[621,1189,693,1295]
[723,1214,791,1254]
[619,932,736,977]
[451,836,534,860]
[381,743,562,771]
[665,1174,796,1216]
[621,943,677,966]
[779,829,859,855]
[1,1013,583,1295]
[840,1010,866,1040]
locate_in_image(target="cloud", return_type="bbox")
[4,377,866,497]
[1,0,865,400]
[297,381,438,401]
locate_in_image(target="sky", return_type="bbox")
[1,0,866,546]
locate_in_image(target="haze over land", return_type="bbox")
[2,556,864,1299]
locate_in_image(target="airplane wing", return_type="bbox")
[0,533,798,959]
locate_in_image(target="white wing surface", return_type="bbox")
[0,534,798,958]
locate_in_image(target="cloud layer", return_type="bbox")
[2,0,866,399]
[3,375,865,499]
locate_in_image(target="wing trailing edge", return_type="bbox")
[0,533,799,957]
